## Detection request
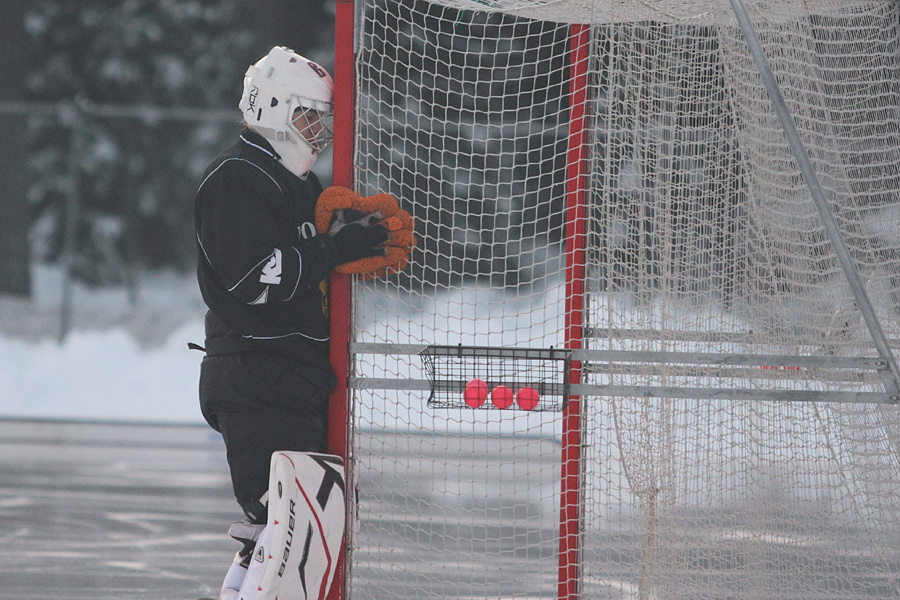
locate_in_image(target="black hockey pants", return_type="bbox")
[199,351,335,523]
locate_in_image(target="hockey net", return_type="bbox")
[341,1,900,599]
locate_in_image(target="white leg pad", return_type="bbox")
[237,451,346,600]
[219,554,249,600]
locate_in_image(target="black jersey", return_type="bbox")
[195,128,339,368]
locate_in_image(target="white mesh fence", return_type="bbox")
[345,0,900,598]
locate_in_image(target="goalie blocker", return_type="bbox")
[222,451,346,600]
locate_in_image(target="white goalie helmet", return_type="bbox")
[239,46,334,177]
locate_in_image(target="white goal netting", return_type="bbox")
[343,0,900,598]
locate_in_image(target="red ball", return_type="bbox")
[491,385,514,409]
[463,379,488,408]
[516,387,540,410]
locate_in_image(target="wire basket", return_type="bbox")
[420,345,571,411]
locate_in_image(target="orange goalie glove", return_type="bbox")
[316,186,416,278]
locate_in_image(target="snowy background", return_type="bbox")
[0,1,338,425]
[0,265,208,423]
[0,263,570,428]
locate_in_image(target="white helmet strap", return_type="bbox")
[251,126,293,144]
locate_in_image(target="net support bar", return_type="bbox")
[351,342,892,371]
[351,344,899,404]
[349,377,896,404]
[728,0,900,395]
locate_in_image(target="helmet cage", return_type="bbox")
[288,95,334,153]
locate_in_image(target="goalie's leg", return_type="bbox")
[234,451,346,600]
[217,521,266,600]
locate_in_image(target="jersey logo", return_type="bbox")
[298,222,316,240]
[260,248,283,285]
[319,280,328,318]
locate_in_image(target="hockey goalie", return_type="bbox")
[193,45,410,600]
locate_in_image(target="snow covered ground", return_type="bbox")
[0,264,569,426]
[0,265,208,423]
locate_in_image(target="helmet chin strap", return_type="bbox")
[253,127,319,179]
[271,139,318,180]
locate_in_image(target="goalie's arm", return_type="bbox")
[196,161,333,304]
[197,163,387,305]
[203,225,387,306]
[206,237,339,305]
